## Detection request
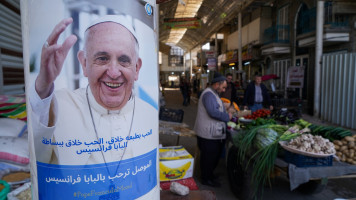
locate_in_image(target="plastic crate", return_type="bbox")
[159,107,184,123]
[284,150,333,168]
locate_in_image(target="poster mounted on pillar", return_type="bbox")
[206,51,217,71]
[21,0,159,199]
[286,66,305,88]
[207,58,217,71]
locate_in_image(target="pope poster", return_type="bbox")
[22,0,159,199]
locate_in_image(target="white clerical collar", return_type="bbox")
[87,88,135,115]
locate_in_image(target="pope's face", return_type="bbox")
[78,22,141,110]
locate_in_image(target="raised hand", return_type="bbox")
[35,18,77,99]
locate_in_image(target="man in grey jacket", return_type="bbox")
[194,72,232,187]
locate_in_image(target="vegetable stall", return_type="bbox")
[225,107,356,200]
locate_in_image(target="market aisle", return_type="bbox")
[159,88,356,200]
[160,88,237,200]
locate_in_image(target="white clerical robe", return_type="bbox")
[29,85,159,199]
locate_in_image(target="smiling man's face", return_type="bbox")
[78,22,141,110]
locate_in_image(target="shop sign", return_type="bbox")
[205,51,215,58]
[164,18,201,29]
[225,50,237,63]
[207,58,217,71]
[224,45,252,64]
[287,66,305,88]
[242,45,252,61]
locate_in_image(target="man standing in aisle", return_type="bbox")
[220,73,237,103]
[194,72,232,187]
[243,74,273,112]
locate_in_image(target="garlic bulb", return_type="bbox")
[286,133,336,154]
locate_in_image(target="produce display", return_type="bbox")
[333,135,356,165]
[284,133,336,155]
[270,108,300,124]
[309,124,352,142]
[227,121,239,130]
[233,117,355,198]
[254,128,279,150]
[243,109,271,120]
[294,119,352,141]
[246,118,276,129]
[221,98,239,112]
[228,105,356,199]
[228,110,276,130]
[237,123,297,197]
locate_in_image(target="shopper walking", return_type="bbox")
[243,74,273,112]
[194,72,232,187]
[180,78,191,106]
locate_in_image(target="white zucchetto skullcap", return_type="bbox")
[86,15,138,43]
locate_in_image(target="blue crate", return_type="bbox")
[284,150,333,167]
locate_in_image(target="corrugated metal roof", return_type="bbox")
[159,0,272,51]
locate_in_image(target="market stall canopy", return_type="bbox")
[158,0,271,51]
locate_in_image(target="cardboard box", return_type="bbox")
[159,146,194,181]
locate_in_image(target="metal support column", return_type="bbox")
[183,53,186,78]
[215,32,218,73]
[190,50,193,79]
[238,12,242,72]
[215,33,218,56]
[200,45,203,72]
[314,1,324,117]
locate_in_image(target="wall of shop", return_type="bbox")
[227,30,239,51]
[160,53,186,72]
[0,0,24,95]
[219,0,355,114]
[320,52,356,129]
[227,6,273,52]
[242,18,260,46]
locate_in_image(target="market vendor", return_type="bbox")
[243,74,273,112]
[194,72,232,187]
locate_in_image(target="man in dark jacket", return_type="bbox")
[220,73,237,104]
[243,75,273,112]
